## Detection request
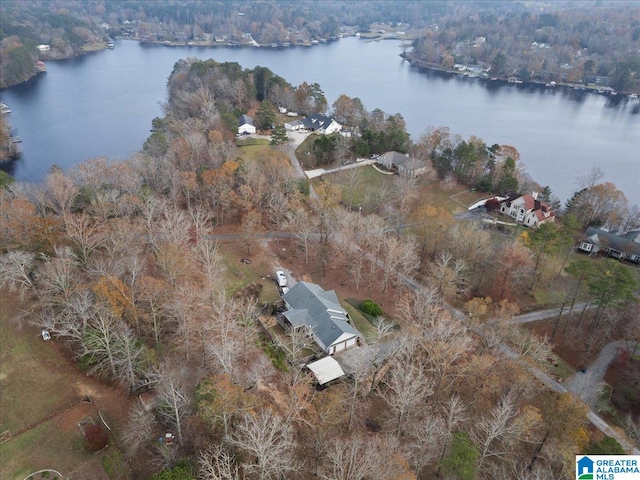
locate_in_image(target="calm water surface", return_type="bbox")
[1,37,638,204]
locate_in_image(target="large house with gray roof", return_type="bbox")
[280,282,361,355]
[379,151,429,177]
[578,227,640,264]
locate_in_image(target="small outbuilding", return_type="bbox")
[237,114,256,135]
[306,356,345,385]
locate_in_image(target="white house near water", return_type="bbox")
[300,114,342,135]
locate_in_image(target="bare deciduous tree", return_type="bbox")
[231,408,298,480]
[153,363,191,447]
[122,402,157,457]
[381,361,434,437]
[0,250,36,298]
[198,445,241,480]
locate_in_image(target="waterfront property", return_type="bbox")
[499,193,556,228]
[378,151,429,177]
[578,227,640,263]
[300,114,342,135]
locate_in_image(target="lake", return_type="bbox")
[1,37,638,204]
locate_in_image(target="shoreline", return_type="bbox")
[400,54,639,98]
[1,43,108,90]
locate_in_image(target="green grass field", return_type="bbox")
[0,419,90,479]
[0,302,80,434]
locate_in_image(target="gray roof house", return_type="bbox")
[379,151,410,169]
[281,282,361,355]
[578,227,640,263]
[379,151,428,177]
[397,158,429,178]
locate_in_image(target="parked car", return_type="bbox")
[41,330,51,341]
[275,270,287,287]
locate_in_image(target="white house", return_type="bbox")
[237,114,256,135]
[280,282,361,355]
[499,193,555,228]
[37,45,51,53]
[301,114,342,135]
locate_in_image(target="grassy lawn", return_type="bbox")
[413,181,482,215]
[218,244,281,304]
[294,134,318,169]
[0,297,80,434]
[313,166,391,211]
[0,419,90,479]
[235,139,271,162]
[342,302,377,341]
[315,165,488,216]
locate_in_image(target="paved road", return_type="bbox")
[284,131,320,203]
[305,159,375,179]
[509,303,594,324]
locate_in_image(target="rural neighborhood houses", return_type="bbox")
[499,193,556,228]
[279,281,362,355]
[237,114,256,135]
[578,227,640,263]
[378,151,429,177]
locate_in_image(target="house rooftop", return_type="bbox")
[282,282,360,352]
[238,114,254,126]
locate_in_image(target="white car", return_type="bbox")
[41,330,51,341]
[275,270,287,287]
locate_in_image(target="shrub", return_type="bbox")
[360,300,382,317]
[587,436,625,454]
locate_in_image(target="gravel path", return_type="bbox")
[563,340,626,409]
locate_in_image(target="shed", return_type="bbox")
[306,357,345,385]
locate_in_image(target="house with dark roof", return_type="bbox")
[237,114,256,135]
[578,227,640,263]
[300,114,342,135]
[499,193,556,228]
[280,282,361,355]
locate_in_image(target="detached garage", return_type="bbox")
[238,114,256,135]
